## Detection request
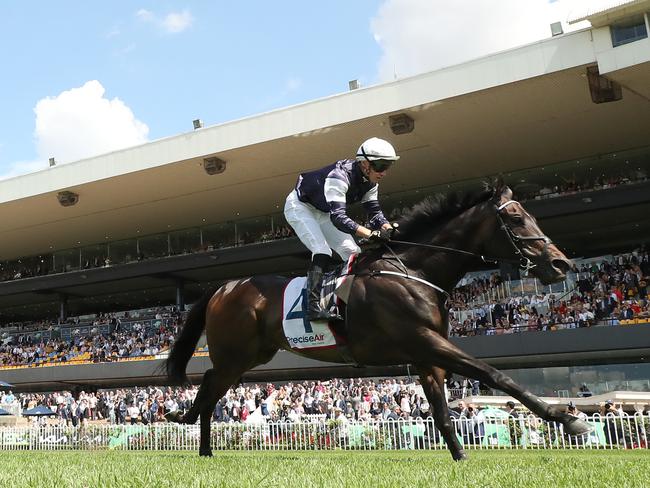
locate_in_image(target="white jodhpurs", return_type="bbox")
[284,190,360,261]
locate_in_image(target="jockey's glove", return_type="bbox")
[369,227,393,242]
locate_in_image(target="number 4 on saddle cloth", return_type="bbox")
[282,256,356,352]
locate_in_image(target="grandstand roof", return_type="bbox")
[569,0,650,27]
[1,27,650,261]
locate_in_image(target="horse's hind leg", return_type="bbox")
[418,366,466,461]
[190,365,247,457]
[179,368,221,426]
[412,330,591,436]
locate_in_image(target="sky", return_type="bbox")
[0,0,619,179]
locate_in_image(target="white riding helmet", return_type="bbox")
[356,137,400,162]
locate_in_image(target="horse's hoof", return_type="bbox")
[164,411,184,424]
[199,450,213,457]
[453,451,468,462]
[564,417,593,436]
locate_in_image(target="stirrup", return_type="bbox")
[308,308,343,322]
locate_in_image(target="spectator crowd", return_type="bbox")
[1,247,648,368]
[449,247,650,336]
[3,377,647,449]
[1,377,443,426]
[1,309,181,367]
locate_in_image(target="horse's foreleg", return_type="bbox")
[411,330,591,436]
[418,366,466,461]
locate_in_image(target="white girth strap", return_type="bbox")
[374,270,449,296]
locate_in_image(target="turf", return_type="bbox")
[0,450,646,488]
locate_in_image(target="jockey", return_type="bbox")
[284,137,398,321]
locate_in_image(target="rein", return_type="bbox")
[388,240,499,265]
[384,198,551,270]
[353,198,556,306]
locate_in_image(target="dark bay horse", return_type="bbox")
[165,181,592,459]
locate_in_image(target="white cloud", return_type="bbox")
[136,8,154,22]
[371,0,618,81]
[136,8,193,34]
[106,26,121,39]
[33,80,149,166]
[162,10,193,33]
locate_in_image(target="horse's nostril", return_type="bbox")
[552,258,571,274]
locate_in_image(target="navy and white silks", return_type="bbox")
[284,159,389,261]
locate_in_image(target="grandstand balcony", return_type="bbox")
[0,175,649,322]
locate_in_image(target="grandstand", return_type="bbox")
[1,0,650,405]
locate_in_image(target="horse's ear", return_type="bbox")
[489,177,511,203]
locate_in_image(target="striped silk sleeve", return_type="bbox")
[362,185,389,230]
[325,177,359,234]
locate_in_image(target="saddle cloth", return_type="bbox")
[281,255,356,350]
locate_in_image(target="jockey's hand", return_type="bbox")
[369,227,392,242]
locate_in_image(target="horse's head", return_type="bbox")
[488,186,574,285]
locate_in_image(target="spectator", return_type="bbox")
[578,383,592,398]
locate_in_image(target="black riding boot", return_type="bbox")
[307,254,341,321]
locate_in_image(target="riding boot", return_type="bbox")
[307,255,342,322]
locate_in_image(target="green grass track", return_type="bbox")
[0,450,647,488]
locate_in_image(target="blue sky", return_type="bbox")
[0,0,605,178]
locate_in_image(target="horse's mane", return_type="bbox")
[395,178,506,240]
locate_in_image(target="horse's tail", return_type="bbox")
[166,288,216,385]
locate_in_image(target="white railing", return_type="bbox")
[1,413,648,451]
[0,403,21,417]
[457,274,578,311]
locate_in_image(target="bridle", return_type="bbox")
[386,199,550,271]
[356,196,555,304]
[495,199,552,273]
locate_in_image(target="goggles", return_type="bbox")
[369,159,393,172]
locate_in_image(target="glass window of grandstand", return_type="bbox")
[34,254,52,276]
[80,244,109,269]
[501,145,650,202]
[169,228,201,255]
[108,239,138,265]
[137,233,170,259]
[2,254,52,280]
[53,249,81,273]
[202,222,236,250]
[503,363,650,398]
[610,14,648,47]
[0,261,10,281]
[236,216,273,246]
[270,212,294,240]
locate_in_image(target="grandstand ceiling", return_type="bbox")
[1,61,650,261]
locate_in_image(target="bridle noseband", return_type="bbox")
[495,200,552,273]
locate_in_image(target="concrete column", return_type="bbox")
[59,294,68,323]
[176,280,185,311]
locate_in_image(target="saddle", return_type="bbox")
[280,256,358,362]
